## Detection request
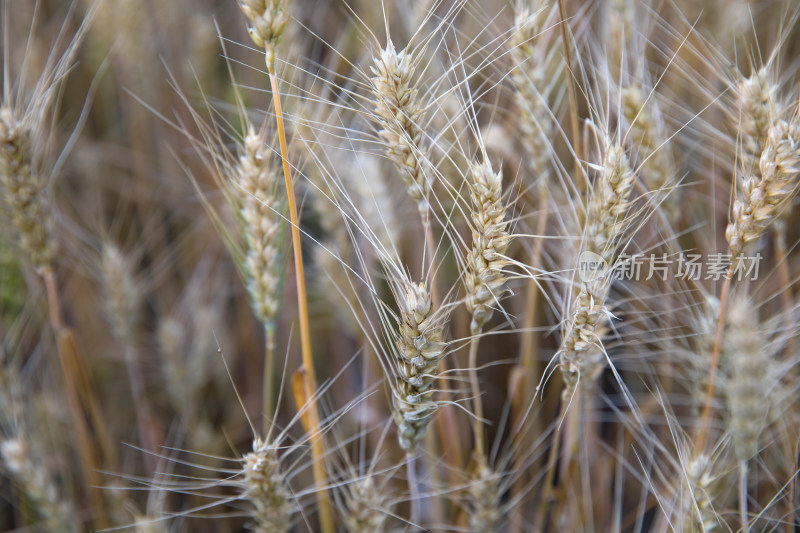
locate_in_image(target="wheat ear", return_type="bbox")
[236,129,282,421]
[560,142,635,392]
[342,476,387,533]
[736,68,778,177]
[242,437,294,533]
[391,280,447,454]
[0,106,55,275]
[464,158,512,457]
[466,453,502,533]
[621,86,676,194]
[1,436,77,532]
[369,43,432,225]
[1,101,108,527]
[726,117,800,256]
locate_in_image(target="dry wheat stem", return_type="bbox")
[266,63,334,533]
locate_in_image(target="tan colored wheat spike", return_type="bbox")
[237,128,282,325]
[560,142,635,391]
[736,67,778,177]
[1,436,77,532]
[509,1,558,177]
[0,106,55,275]
[239,0,289,65]
[369,43,432,224]
[343,476,387,533]
[621,85,675,192]
[102,243,140,344]
[726,116,800,256]
[465,159,512,335]
[723,298,770,462]
[242,437,294,533]
[680,454,720,532]
[391,280,447,454]
[466,454,502,533]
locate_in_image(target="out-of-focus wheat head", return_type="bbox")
[342,476,387,533]
[242,437,294,533]
[0,105,55,275]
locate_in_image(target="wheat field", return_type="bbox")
[2,0,800,531]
